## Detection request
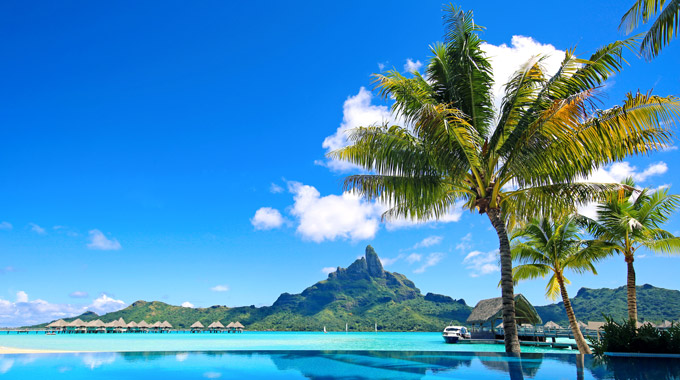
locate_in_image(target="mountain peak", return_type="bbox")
[365,245,384,277]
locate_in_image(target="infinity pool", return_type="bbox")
[1,350,678,379]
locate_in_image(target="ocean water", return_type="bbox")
[1,350,679,379]
[0,332,576,353]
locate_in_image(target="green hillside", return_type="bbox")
[35,246,471,331]
[535,284,680,326]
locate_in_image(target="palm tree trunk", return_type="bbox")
[558,275,591,354]
[626,255,638,322]
[487,208,521,354]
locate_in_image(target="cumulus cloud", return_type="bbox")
[16,291,28,303]
[481,36,565,115]
[270,183,284,194]
[87,229,121,251]
[28,223,46,235]
[404,58,423,73]
[181,302,194,308]
[288,181,383,242]
[321,267,336,275]
[0,292,126,327]
[578,161,669,219]
[69,291,88,299]
[0,221,12,230]
[211,285,229,292]
[414,252,445,273]
[89,294,126,314]
[319,87,399,171]
[412,236,443,249]
[251,207,285,230]
[463,249,500,277]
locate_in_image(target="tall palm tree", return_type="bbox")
[620,0,680,60]
[331,5,679,353]
[579,178,680,322]
[511,216,613,354]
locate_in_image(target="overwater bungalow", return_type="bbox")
[208,321,225,333]
[544,321,561,330]
[47,319,68,332]
[137,320,150,332]
[86,319,106,333]
[577,321,587,330]
[161,321,172,331]
[67,318,87,333]
[466,294,542,340]
[190,321,204,333]
[226,322,235,332]
[233,321,245,333]
[127,321,139,333]
[151,321,162,331]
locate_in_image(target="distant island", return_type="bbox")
[30,246,680,330]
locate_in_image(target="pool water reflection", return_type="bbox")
[0,350,678,379]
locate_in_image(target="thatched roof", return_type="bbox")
[190,321,204,329]
[226,322,235,328]
[658,320,673,328]
[118,317,126,325]
[87,320,105,328]
[47,319,68,328]
[137,320,150,328]
[466,294,542,325]
[577,321,587,329]
[544,321,561,329]
[69,318,87,327]
[161,321,172,328]
[208,321,224,329]
[233,321,244,329]
[152,321,162,328]
[127,321,138,328]
[587,321,605,331]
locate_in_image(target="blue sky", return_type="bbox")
[1,0,679,326]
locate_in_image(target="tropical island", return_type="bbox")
[31,246,680,332]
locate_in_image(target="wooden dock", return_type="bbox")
[458,338,579,350]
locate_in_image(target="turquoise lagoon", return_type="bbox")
[0,332,574,353]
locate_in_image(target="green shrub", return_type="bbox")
[590,316,680,355]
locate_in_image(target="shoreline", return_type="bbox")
[0,346,79,354]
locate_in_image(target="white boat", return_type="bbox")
[442,325,470,343]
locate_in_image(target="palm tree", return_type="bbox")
[620,0,680,60]
[579,178,680,322]
[331,5,678,353]
[511,216,613,354]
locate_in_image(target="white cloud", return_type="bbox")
[0,292,126,327]
[456,232,473,251]
[385,202,465,230]
[88,294,126,314]
[406,253,422,264]
[211,285,229,292]
[181,302,194,308]
[320,87,399,171]
[270,183,284,194]
[404,58,423,73]
[28,223,46,235]
[16,291,28,303]
[251,207,285,230]
[288,181,382,242]
[379,254,405,267]
[463,249,500,277]
[321,267,336,275]
[69,291,88,298]
[413,236,443,249]
[414,252,445,273]
[81,353,116,369]
[87,229,121,251]
[0,221,12,230]
[578,161,669,219]
[377,62,386,71]
[481,36,565,115]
